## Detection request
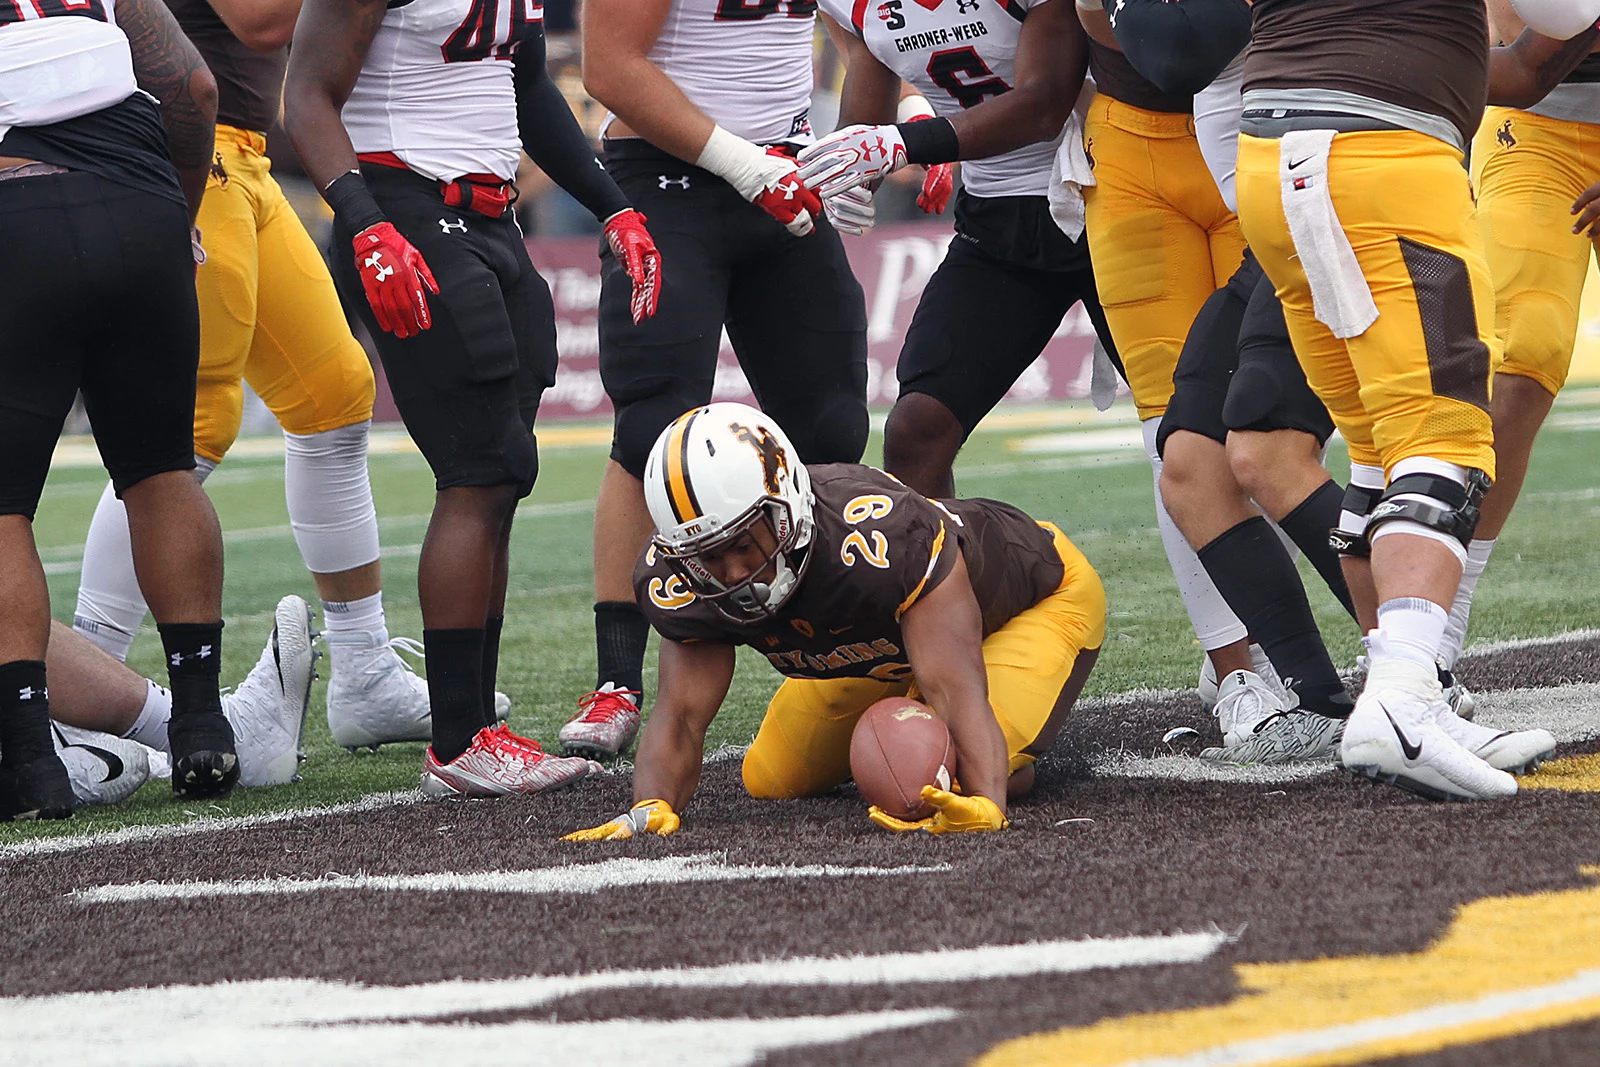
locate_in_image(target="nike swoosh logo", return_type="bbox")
[1380,705,1422,762]
[1287,156,1312,170]
[76,744,125,783]
[829,626,852,635]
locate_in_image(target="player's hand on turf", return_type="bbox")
[603,209,662,323]
[563,798,680,841]
[868,787,1008,834]
[1573,180,1600,240]
[917,163,954,215]
[352,222,439,339]
[797,124,909,199]
[823,184,876,236]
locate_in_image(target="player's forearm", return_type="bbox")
[207,0,302,53]
[945,85,1076,161]
[283,0,383,192]
[835,61,902,128]
[1488,23,1600,107]
[630,708,707,811]
[935,694,1009,811]
[581,52,716,163]
[118,0,218,221]
[514,41,631,221]
[282,81,361,193]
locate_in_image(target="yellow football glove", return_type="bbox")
[868,786,1008,834]
[562,798,680,841]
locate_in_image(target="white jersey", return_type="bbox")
[343,0,545,181]
[818,0,1057,198]
[0,0,136,138]
[608,0,815,145]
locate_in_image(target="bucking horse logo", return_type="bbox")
[729,422,788,495]
[1497,119,1517,149]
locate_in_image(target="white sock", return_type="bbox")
[1439,538,1495,671]
[1376,597,1449,669]
[124,679,173,753]
[285,422,381,574]
[323,592,390,668]
[1142,418,1249,650]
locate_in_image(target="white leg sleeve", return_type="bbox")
[284,421,381,575]
[1439,538,1495,670]
[73,482,147,661]
[1143,418,1248,651]
[74,458,218,660]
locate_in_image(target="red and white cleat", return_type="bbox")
[421,724,599,798]
[558,683,642,760]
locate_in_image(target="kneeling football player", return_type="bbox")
[566,403,1105,839]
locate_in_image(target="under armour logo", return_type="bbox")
[364,252,394,281]
[17,686,44,701]
[169,645,214,667]
[955,0,977,12]
[658,175,690,190]
[439,217,467,233]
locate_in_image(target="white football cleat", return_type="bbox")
[326,632,510,751]
[225,594,317,787]
[1338,643,1515,802]
[559,683,643,760]
[52,723,149,807]
[1198,643,1289,711]
[1433,703,1555,774]
[1438,665,1476,721]
[421,723,599,798]
[1213,669,1295,748]
[1200,709,1343,764]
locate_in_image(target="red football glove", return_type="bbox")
[352,222,439,339]
[603,209,662,324]
[918,163,954,215]
[755,146,823,237]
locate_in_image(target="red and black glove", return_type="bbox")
[603,209,662,323]
[755,146,824,236]
[918,163,954,215]
[352,222,439,339]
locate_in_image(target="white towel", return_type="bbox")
[1048,80,1098,240]
[1278,129,1379,339]
[1089,337,1118,411]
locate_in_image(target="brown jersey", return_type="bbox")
[1245,0,1488,151]
[1087,38,1193,114]
[635,464,1066,683]
[163,0,287,132]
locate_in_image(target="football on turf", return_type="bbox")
[850,697,957,820]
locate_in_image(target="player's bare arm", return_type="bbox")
[565,638,735,840]
[898,552,1011,815]
[1488,22,1600,106]
[281,0,384,191]
[827,14,902,127]
[580,0,713,161]
[205,0,302,53]
[117,0,219,220]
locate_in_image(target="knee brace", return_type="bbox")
[1329,482,1383,558]
[1366,469,1492,557]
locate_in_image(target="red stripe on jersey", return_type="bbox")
[850,0,868,32]
[998,0,1025,21]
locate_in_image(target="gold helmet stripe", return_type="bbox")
[663,409,703,523]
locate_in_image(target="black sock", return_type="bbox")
[482,615,504,722]
[594,601,648,696]
[1198,517,1353,719]
[157,622,225,719]
[0,661,53,767]
[1277,480,1357,621]
[425,627,488,763]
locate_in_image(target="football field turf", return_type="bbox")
[6,395,1600,1066]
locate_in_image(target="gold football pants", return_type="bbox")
[193,125,375,462]
[1236,130,1497,476]
[1082,95,1247,420]
[741,526,1107,799]
[1472,106,1600,397]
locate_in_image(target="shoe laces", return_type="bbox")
[474,722,546,760]
[569,686,641,725]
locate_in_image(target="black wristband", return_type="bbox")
[895,117,960,166]
[324,171,386,234]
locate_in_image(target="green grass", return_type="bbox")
[12,389,1600,840]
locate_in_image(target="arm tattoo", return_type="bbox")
[1532,27,1600,97]
[116,0,216,170]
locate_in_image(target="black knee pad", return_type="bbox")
[611,389,707,478]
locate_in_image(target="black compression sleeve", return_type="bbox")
[896,116,960,166]
[1107,0,1251,97]
[513,29,631,223]
[323,171,386,234]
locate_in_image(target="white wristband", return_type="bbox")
[695,124,776,202]
[897,95,936,123]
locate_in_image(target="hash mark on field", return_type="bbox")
[70,853,952,904]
